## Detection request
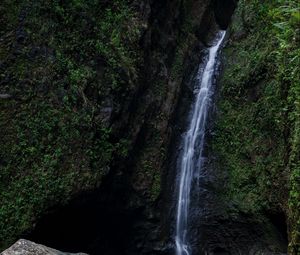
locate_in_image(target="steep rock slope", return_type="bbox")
[0,0,235,253]
[213,0,299,253]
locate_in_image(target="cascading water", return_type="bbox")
[175,31,226,255]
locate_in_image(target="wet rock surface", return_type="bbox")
[23,0,231,254]
[164,15,288,255]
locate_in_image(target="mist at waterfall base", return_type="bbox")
[174,31,226,255]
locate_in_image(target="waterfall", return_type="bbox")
[175,31,226,255]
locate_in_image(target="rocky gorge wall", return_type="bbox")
[2,0,297,254]
[0,0,236,254]
[212,0,300,253]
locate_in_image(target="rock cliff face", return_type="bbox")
[212,0,299,254]
[3,0,296,254]
[0,0,236,254]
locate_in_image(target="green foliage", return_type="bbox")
[0,0,141,249]
[0,0,203,247]
[0,99,113,247]
[213,0,299,252]
[269,2,300,253]
[93,0,141,90]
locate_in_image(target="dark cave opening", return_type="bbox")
[267,210,289,244]
[26,196,112,254]
[24,188,139,255]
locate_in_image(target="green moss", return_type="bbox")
[0,0,142,249]
[0,98,113,247]
[213,0,299,252]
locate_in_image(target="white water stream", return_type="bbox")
[175,31,226,255]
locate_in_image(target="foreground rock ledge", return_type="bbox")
[1,239,88,255]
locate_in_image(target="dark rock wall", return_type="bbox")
[4,1,294,254]
[212,0,299,254]
[0,0,234,253]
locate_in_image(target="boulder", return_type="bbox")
[1,239,88,255]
